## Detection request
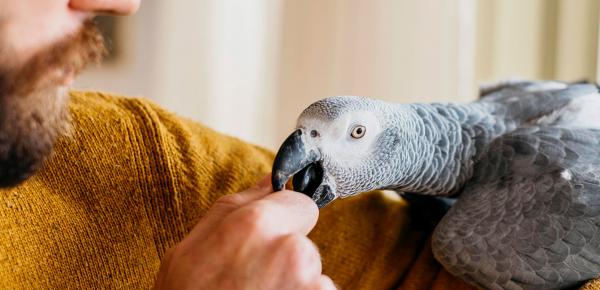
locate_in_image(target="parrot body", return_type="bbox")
[434,82,600,290]
[432,126,600,290]
[272,80,600,289]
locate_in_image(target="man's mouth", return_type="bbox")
[271,129,336,208]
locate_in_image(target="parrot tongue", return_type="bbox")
[291,162,324,198]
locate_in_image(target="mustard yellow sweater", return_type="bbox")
[0,91,598,290]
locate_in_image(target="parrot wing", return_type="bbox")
[479,79,569,98]
[477,81,598,125]
[432,126,600,290]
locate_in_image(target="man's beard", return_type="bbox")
[0,20,106,187]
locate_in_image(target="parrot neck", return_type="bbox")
[390,103,506,196]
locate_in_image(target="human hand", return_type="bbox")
[153,175,336,290]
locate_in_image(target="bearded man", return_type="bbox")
[1,1,337,288]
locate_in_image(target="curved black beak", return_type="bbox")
[272,129,320,191]
[272,129,337,208]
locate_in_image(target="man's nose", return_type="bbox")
[69,0,141,15]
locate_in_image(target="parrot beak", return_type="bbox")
[272,129,336,208]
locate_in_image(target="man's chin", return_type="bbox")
[0,85,70,188]
[0,19,105,187]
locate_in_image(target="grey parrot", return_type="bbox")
[271,80,600,290]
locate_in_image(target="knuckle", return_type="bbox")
[271,234,322,284]
[276,234,320,269]
[225,202,273,235]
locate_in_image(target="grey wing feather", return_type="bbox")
[478,79,566,98]
[461,81,598,162]
[479,80,598,98]
[478,82,598,125]
[432,127,600,290]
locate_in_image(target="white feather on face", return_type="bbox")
[294,97,434,197]
[297,110,382,168]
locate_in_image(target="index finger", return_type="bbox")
[228,190,319,237]
[187,175,273,239]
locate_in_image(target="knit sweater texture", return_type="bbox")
[0,91,598,289]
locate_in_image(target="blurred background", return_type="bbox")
[74,0,600,150]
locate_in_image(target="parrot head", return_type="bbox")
[272,96,425,208]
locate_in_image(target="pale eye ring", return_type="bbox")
[351,125,366,139]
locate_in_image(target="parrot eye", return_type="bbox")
[350,125,366,139]
[310,130,319,137]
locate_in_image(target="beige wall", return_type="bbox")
[274,0,476,143]
[75,0,599,150]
